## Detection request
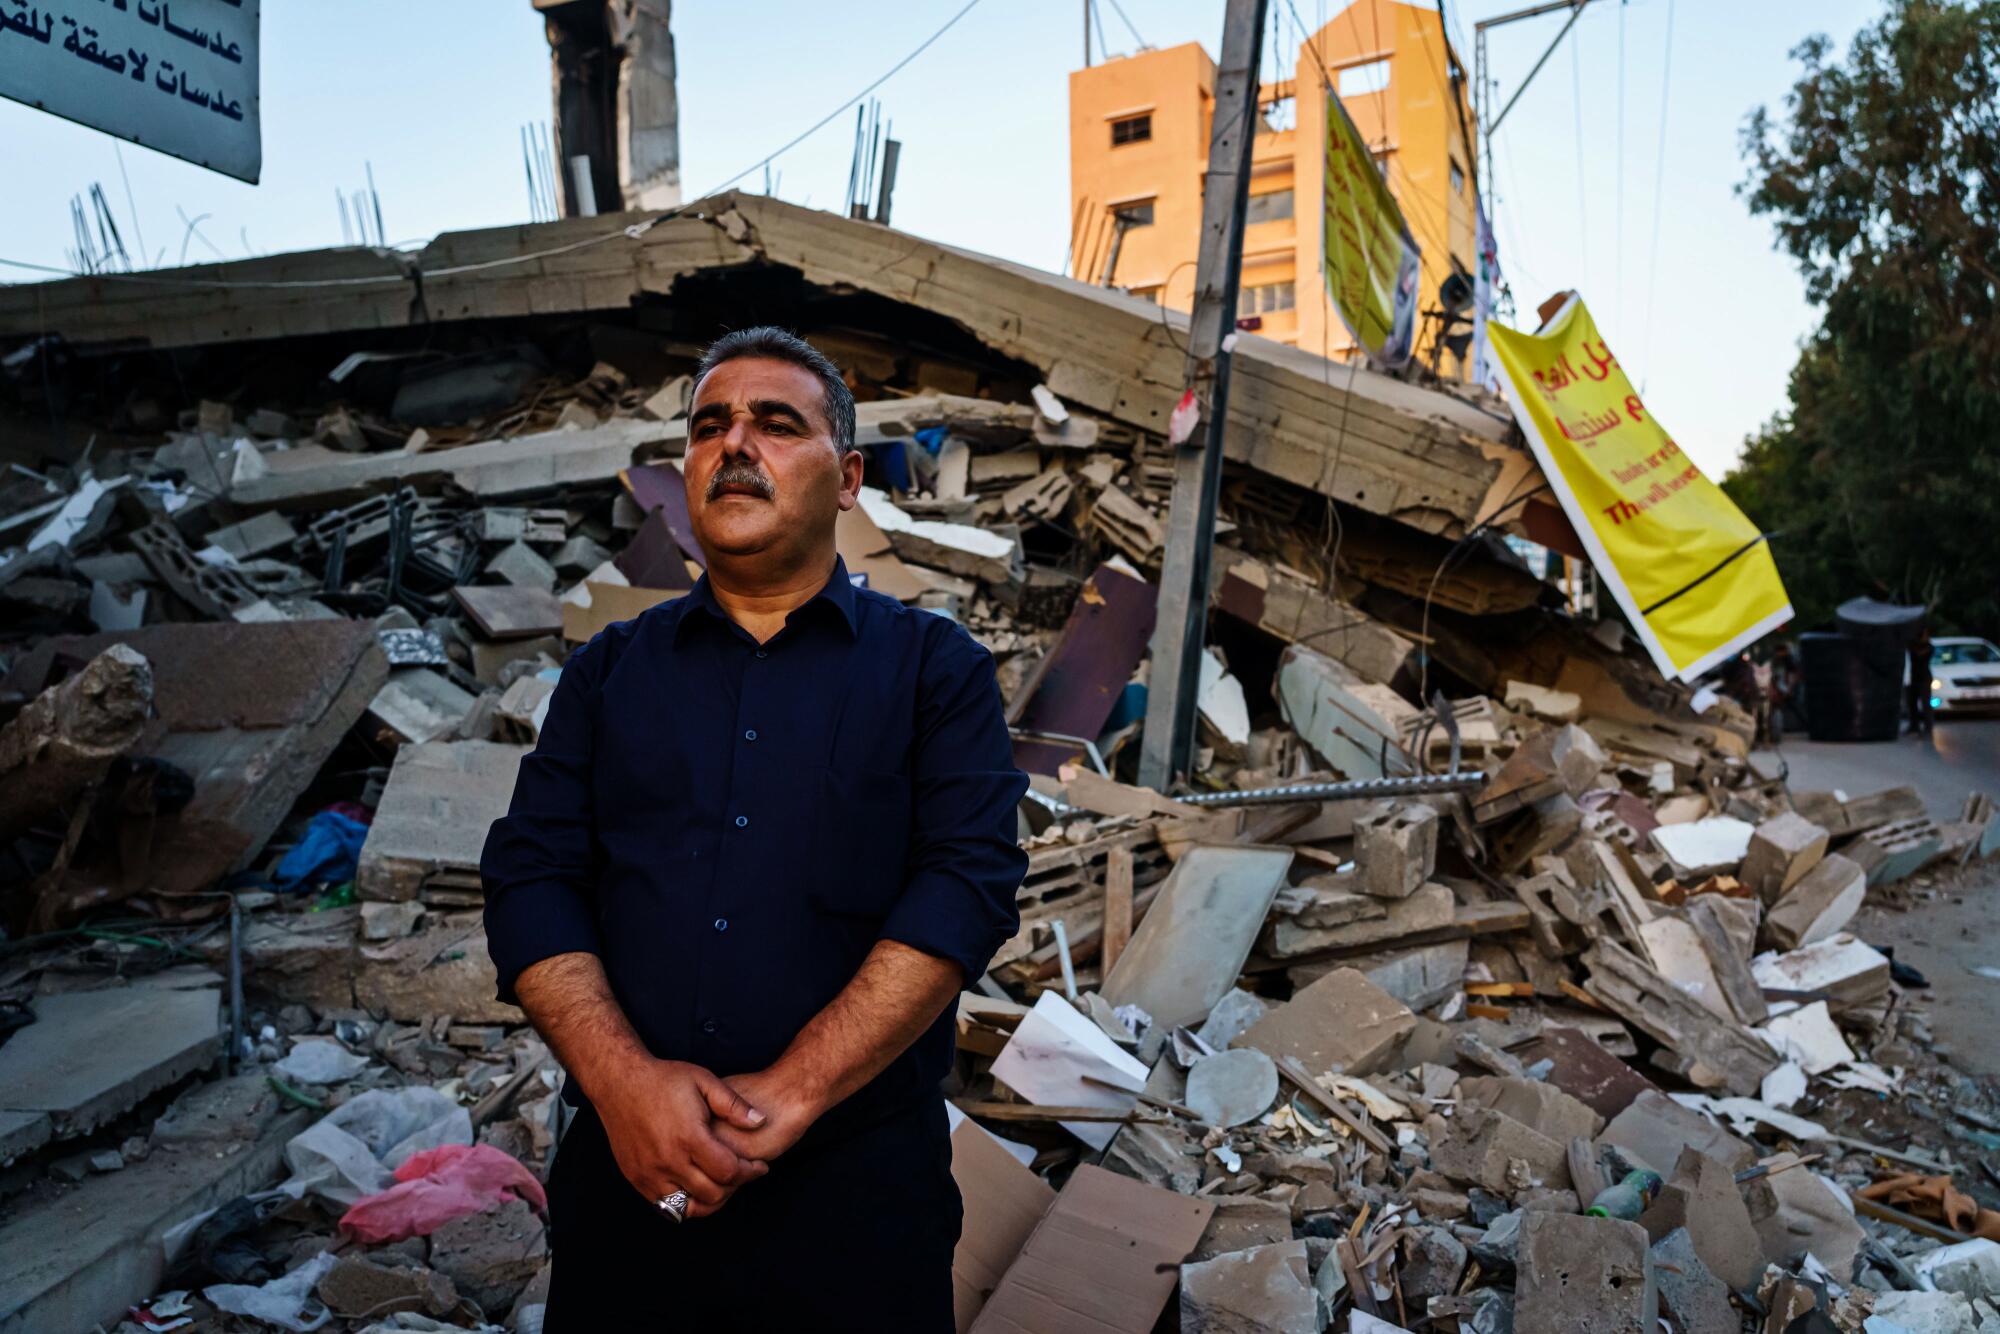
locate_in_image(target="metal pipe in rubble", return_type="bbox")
[1172,771,1488,807]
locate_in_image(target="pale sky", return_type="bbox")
[0,0,1880,477]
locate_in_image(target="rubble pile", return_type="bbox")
[0,211,1998,1332]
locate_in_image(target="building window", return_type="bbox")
[1113,199,1156,227]
[1450,159,1466,195]
[1238,281,1296,316]
[1337,58,1391,97]
[1129,285,1162,303]
[1111,114,1152,146]
[1245,189,1294,224]
[1260,95,1296,133]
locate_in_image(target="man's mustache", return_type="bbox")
[706,460,776,500]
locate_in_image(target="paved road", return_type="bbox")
[1752,715,2000,820]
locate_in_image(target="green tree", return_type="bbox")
[1727,0,2000,632]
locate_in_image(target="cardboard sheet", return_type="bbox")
[968,1164,1212,1334]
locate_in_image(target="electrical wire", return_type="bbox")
[1615,0,1627,326]
[1103,0,1147,50]
[1570,28,1589,297]
[1,0,985,291]
[1639,0,1676,388]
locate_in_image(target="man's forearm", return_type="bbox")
[772,939,963,1112]
[716,940,962,1161]
[512,951,651,1104]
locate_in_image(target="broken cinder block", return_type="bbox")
[1353,800,1439,900]
[1740,811,1828,905]
[1763,852,1865,951]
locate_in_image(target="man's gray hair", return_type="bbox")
[694,326,856,455]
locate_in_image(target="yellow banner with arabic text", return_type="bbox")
[1322,87,1420,367]
[1486,295,1790,681]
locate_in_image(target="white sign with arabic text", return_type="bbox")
[1,0,260,183]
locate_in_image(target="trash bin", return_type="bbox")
[1798,631,1903,742]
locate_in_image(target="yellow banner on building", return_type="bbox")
[1322,88,1420,367]
[1485,294,1791,682]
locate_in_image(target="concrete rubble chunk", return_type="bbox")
[1648,1226,1736,1334]
[1399,1225,1469,1301]
[1426,1103,1572,1194]
[0,642,152,840]
[315,1255,461,1319]
[1455,1075,1605,1145]
[1752,1152,1866,1283]
[1598,1090,1756,1177]
[1179,1239,1320,1334]
[356,740,530,902]
[1580,941,1780,1095]
[1190,1196,1296,1262]
[1233,968,1415,1077]
[1750,934,1891,1014]
[1353,800,1440,899]
[1763,852,1866,950]
[1637,1145,1763,1292]
[1515,1211,1658,1334]
[1741,811,1829,904]
[427,1195,548,1317]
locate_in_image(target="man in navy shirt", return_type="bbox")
[481,327,1028,1329]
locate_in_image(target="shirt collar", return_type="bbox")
[675,556,859,644]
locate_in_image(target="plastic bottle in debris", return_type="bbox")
[1584,1169,1664,1220]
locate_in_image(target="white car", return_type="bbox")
[1928,637,2000,712]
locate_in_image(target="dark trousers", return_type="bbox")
[544,1093,961,1331]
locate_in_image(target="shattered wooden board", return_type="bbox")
[356,740,532,902]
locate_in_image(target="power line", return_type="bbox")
[1615,0,1626,328]
[1570,30,1588,298]
[1103,0,1147,50]
[1640,0,1677,389]
[2,0,984,290]
[693,0,983,199]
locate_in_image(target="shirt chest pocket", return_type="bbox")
[810,767,912,919]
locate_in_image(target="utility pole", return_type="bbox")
[1136,0,1269,792]
[1084,0,1093,66]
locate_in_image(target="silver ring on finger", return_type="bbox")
[655,1189,689,1223]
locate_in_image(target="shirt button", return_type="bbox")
[744,729,757,742]
[701,1019,718,1035]
[713,918,728,932]
[734,815,748,828]
[754,649,768,659]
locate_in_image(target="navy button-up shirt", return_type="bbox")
[480,558,1027,1142]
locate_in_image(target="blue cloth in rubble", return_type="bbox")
[273,811,370,891]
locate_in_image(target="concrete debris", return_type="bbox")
[1179,1239,1320,1334]
[1516,1211,1658,1334]
[0,192,1990,1334]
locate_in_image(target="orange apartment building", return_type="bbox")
[1068,0,1478,377]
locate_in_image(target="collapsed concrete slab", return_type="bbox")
[0,986,220,1145]
[0,621,388,903]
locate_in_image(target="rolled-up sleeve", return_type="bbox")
[481,635,609,1003]
[878,626,1028,984]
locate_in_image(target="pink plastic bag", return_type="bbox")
[337,1143,547,1243]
